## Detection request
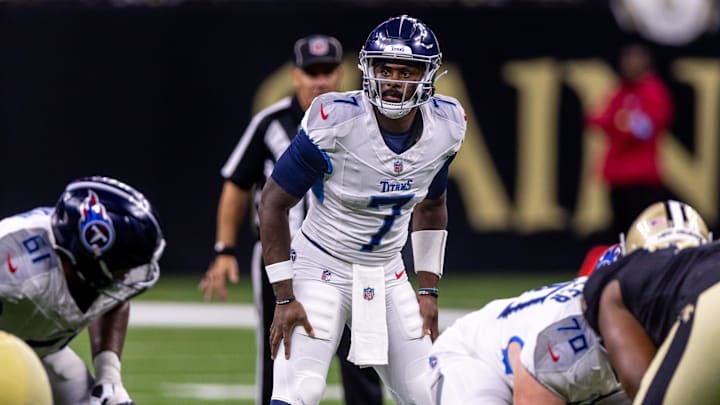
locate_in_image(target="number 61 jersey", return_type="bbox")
[0,209,157,357]
[299,91,466,265]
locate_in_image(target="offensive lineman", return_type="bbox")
[584,200,720,403]
[259,15,466,405]
[422,246,630,405]
[0,176,165,405]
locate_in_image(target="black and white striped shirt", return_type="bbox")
[221,95,307,236]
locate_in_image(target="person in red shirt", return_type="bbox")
[587,43,673,240]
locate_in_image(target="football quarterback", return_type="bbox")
[259,14,466,405]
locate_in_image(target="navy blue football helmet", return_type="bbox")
[51,176,165,290]
[359,15,443,119]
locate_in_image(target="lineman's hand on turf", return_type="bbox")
[90,383,134,405]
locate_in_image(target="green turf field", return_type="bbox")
[139,272,575,308]
[70,271,574,404]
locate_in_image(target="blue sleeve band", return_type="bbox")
[426,154,455,199]
[501,336,525,375]
[271,130,328,199]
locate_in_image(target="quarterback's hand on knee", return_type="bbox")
[90,383,134,405]
[270,300,314,360]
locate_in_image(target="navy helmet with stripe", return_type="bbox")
[359,15,442,119]
[51,176,165,290]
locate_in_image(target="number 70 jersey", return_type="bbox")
[496,277,624,402]
[299,91,466,265]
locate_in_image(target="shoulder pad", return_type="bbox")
[429,95,467,127]
[302,91,366,131]
[0,212,58,300]
[529,315,621,402]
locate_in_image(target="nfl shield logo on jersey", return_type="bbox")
[363,287,375,301]
[290,249,297,262]
[393,160,403,174]
[321,270,332,282]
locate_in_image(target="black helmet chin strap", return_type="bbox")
[75,257,115,290]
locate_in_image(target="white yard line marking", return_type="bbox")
[163,383,344,401]
[130,302,470,330]
[130,302,257,328]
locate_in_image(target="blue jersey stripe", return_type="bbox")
[271,130,328,199]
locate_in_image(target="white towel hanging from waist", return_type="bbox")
[347,264,388,367]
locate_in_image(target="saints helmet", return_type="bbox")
[359,15,442,119]
[623,200,710,254]
[0,331,52,405]
[51,176,165,291]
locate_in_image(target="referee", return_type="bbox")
[199,35,382,405]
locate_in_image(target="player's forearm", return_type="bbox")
[259,207,292,265]
[262,214,294,299]
[412,193,448,231]
[417,271,439,289]
[259,178,298,265]
[599,281,656,399]
[259,178,302,298]
[88,301,130,357]
[215,181,250,248]
[271,280,294,301]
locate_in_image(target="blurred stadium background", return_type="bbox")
[2,0,719,403]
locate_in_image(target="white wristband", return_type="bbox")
[265,260,294,284]
[411,230,448,278]
[93,350,122,385]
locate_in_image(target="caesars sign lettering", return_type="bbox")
[253,57,720,235]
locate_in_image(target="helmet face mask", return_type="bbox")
[359,15,442,119]
[51,176,165,293]
[101,260,162,302]
[623,200,710,254]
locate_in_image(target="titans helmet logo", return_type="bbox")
[78,191,115,256]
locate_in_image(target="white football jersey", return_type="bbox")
[299,91,466,265]
[434,277,624,403]
[0,208,156,357]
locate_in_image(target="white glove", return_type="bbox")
[90,383,134,405]
[90,351,134,405]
